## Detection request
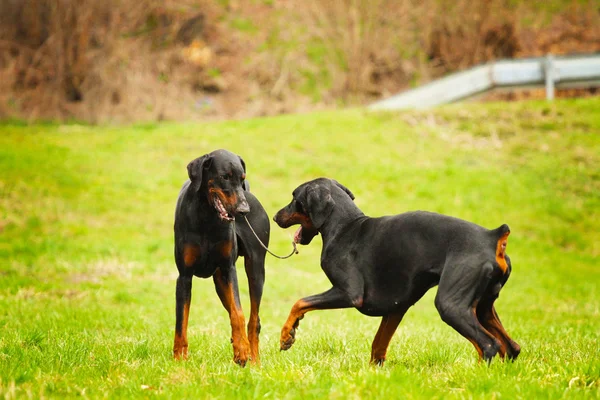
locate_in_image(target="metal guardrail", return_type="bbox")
[369,53,600,110]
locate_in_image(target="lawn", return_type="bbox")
[0,98,599,399]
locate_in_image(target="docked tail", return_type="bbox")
[490,224,510,274]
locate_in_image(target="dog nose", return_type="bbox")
[237,201,250,215]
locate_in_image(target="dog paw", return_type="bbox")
[232,338,250,367]
[234,355,248,367]
[507,340,521,361]
[280,327,296,351]
[370,357,385,366]
[233,351,249,367]
[173,346,188,361]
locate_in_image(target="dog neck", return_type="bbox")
[318,203,365,245]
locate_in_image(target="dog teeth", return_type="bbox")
[214,198,233,221]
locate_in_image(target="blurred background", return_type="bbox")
[1,0,599,124]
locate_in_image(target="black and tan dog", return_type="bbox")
[173,149,269,366]
[274,177,520,365]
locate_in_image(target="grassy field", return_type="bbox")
[1,98,599,399]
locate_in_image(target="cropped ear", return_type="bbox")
[238,155,249,191]
[332,180,355,200]
[187,154,211,192]
[306,185,334,229]
[238,155,246,174]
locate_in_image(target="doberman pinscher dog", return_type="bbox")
[274,177,520,365]
[173,149,270,366]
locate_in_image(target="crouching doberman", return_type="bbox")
[173,149,270,366]
[274,177,520,365]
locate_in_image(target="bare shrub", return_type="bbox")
[297,0,417,100]
[268,0,599,109]
[266,0,524,105]
[0,0,599,122]
[517,1,600,56]
[0,0,118,119]
[424,0,520,73]
[0,0,221,122]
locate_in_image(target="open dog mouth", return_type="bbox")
[293,225,318,245]
[274,209,318,245]
[213,197,234,222]
[293,226,302,244]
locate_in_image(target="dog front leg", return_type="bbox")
[173,274,192,360]
[370,309,408,366]
[280,287,356,351]
[213,266,250,366]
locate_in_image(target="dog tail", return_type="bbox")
[489,224,510,274]
[490,223,510,239]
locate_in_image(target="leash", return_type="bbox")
[243,215,299,259]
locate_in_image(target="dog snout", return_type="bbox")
[273,210,289,227]
[236,198,250,215]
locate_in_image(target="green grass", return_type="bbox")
[1,98,599,399]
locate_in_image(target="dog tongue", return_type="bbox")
[293,226,302,243]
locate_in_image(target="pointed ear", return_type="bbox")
[238,155,246,174]
[238,155,250,191]
[306,185,334,229]
[187,154,211,192]
[332,180,355,200]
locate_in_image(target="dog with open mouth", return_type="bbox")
[274,177,520,365]
[173,149,270,366]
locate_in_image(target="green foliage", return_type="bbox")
[1,98,599,398]
[229,16,258,34]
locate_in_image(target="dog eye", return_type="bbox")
[222,174,230,181]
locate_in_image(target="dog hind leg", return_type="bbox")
[213,267,251,366]
[476,295,521,360]
[244,253,265,365]
[435,262,501,363]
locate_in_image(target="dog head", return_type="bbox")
[274,178,355,245]
[187,149,250,222]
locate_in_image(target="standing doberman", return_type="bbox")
[173,149,270,366]
[274,178,520,365]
